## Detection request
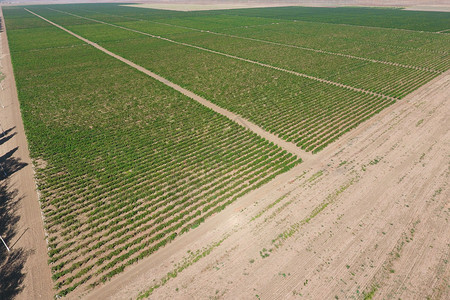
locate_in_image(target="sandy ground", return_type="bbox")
[0,7,53,300]
[404,5,450,12]
[80,68,450,299]
[122,1,450,12]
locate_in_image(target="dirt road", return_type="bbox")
[0,7,53,300]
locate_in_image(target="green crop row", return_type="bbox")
[56,3,449,32]
[218,21,450,72]
[219,6,450,32]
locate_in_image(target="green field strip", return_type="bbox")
[156,23,443,74]
[45,5,450,75]
[226,15,450,36]
[26,8,307,159]
[37,4,442,148]
[159,31,440,98]
[60,6,450,73]
[51,6,445,74]
[37,7,401,101]
[4,6,302,297]
[60,4,449,32]
[77,7,449,57]
[44,7,444,100]
[40,3,450,32]
[217,22,449,72]
[217,6,450,32]
[77,5,285,30]
[134,15,449,70]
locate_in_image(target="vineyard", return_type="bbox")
[4,8,302,296]
[220,5,450,32]
[3,3,449,298]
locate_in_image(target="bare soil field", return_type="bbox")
[81,70,450,299]
[122,3,301,12]
[404,5,450,12]
[0,8,53,300]
[122,1,450,12]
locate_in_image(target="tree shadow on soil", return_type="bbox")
[0,247,30,300]
[0,148,30,299]
[0,147,27,181]
[1,127,15,138]
[0,132,17,147]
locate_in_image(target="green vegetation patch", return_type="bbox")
[4,6,301,297]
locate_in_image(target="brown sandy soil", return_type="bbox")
[402,5,450,12]
[0,7,53,300]
[80,69,449,299]
[122,1,450,12]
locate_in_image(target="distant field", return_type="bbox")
[3,3,449,297]
[220,5,450,32]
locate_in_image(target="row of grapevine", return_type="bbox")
[218,5,450,32]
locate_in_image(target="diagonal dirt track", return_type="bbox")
[25,8,309,160]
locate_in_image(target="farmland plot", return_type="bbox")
[4,8,300,296]
[216,21,450,72]
[46,5,450,71]
[3,4,449,298]
[218,6,450,32]
[38,7,444,99]
[22,7,396,153]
